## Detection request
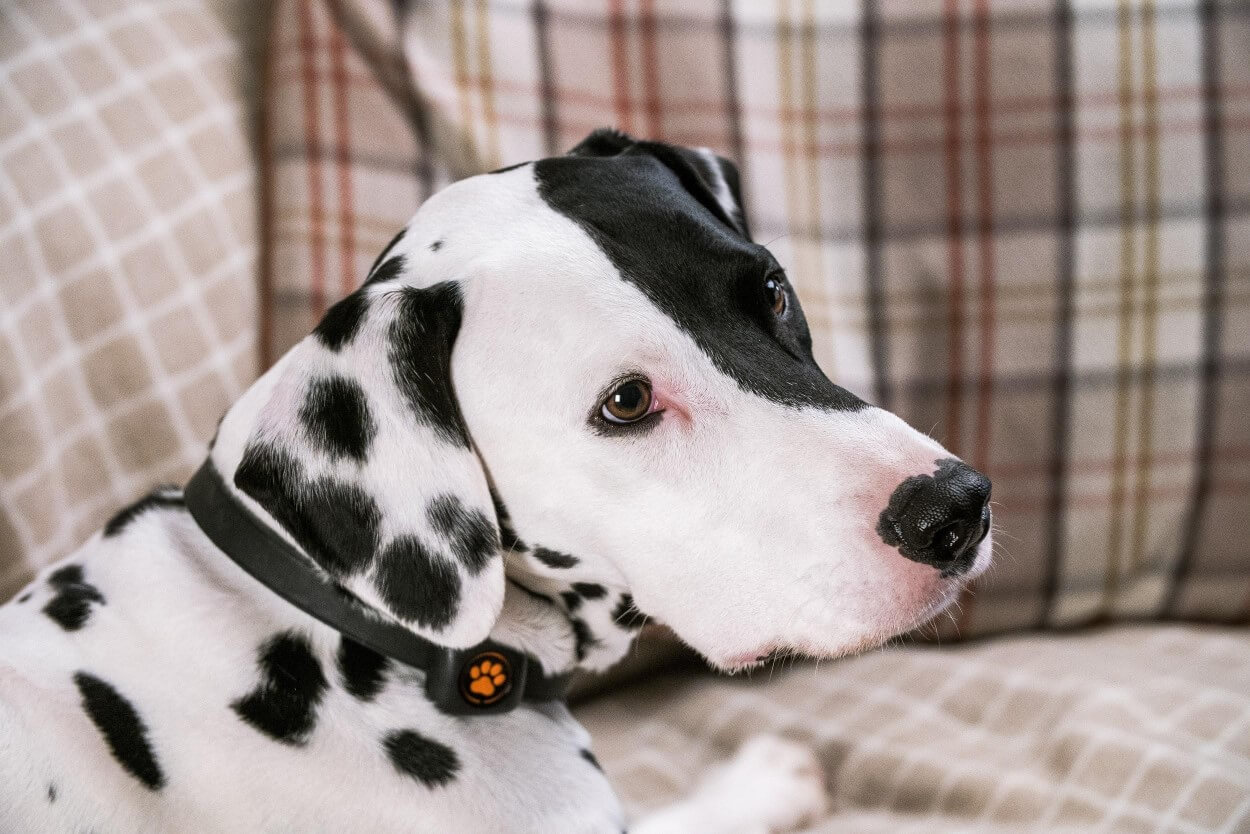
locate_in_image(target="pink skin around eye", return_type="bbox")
[646,382,689,424]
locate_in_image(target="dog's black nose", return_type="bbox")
[877,459,991,575]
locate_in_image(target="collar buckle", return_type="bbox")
[425,641,530,716]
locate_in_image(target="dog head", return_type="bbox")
[212,130,992,668]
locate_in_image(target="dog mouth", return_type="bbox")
[717,634,886,674]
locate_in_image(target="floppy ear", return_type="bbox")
[226,265,505,648]
[568,128,751,239]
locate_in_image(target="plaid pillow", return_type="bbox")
[0,0,257,598]
[262,0,1249,635]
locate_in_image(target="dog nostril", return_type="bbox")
[933,521,969,558]
[878,459,992,575]
[927,518,981,566]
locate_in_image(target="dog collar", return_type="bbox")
[184,461,570,716]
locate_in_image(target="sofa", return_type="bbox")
[2,0,1247,829]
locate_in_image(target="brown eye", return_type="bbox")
[601,380,652,424]
[765,276,787,316]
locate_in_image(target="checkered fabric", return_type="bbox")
[0,0,257,599]
[262,0,1250,635]
[576,624,1250,832]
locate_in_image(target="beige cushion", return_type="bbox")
[577,625,1250,832]
[0,0,257,598]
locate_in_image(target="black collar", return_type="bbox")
[184,461,569,716]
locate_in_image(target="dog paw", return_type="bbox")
[467,660,507,697]
[696,735,829,833]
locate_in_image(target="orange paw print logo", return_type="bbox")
[459,651,512,706]
[468,659,507,696]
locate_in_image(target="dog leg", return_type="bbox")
[630,734,829,834]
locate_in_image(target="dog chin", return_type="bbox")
[712,541,990,675]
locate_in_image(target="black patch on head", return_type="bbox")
[426,495,497,575]
[73,672,165,791]
[314,290,370,351]
[612,593,646,630]
[535,144,865,412]
[388,283,471,447]
[560,591,582,612]
[568,128,635,158]
[17,592,31,603]
[235,443,381,577]
[383,729,460,787]
[571,618,599,662]
[43,564,105,632]
[367,227,407,279]
[532,547,578,569]
[47,783,56,803]
[231,631,328,746]
[102,488,184,537]
[365,254,406,287]
[579,748,603,771]
[336,637,389,702]
[572,582,606,600]
[373,535,461,629]
[429,239,443,252]
[299,375,376,461]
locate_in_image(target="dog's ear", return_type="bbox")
[567,128,751,239]
[228,271,505,648]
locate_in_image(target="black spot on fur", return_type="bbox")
[532,547,578,569]
[488,160,529,174]
[368,227,407,277]
[314,291,370,351]
[365,254,406,287]
[43,564,105,632]
[572,582,606,600]
[231,631,328,746]
[388,283,471,447]
[612,593,646,630]
[426,495,497,575]
[102,488,184,537]
[571,618,599,662]
[383,729,460,787]
[46,783,56,802]
[373,536,461,629]
[17,592,31,604]
[73,672,165,790]
[299,375,376,461]
[429,239,443,252]
[337,637,389,702]
[560,591,582,612]
[235,443,381,577]
[49,564,84,585]
[580,748,603,771]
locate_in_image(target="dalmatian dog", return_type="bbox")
[0,130,992,833]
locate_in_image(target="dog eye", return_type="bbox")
[764,276,787,316]
[601,380,653,424]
